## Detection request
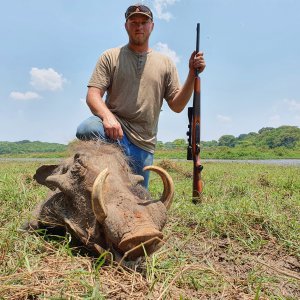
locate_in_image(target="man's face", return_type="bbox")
[125,15,154,46]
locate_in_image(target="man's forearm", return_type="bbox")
[169,50,206,113]
[86,87,110,119]
[86,87,123,140]
[168,71,194,113]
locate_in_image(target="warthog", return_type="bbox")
[25,140,174,260]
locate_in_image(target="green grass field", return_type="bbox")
[154,147,300,160]
[0,159,299,299]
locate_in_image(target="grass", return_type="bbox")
[154,147,300,160]
[0,159,299,299]
[1,145,300,160]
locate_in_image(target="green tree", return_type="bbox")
[156,141,164,149]
[258,126,300,148]
[202,140,218,147]
[237,134,248,140]
[218,135,236,147]
[258,127,274,134]
[172,138,187,148]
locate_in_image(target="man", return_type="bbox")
[76,4,206,188]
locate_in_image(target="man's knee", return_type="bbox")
[76,116,105,140]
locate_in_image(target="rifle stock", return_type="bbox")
[186,23,203,201]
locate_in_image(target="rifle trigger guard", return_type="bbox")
[197,165,203,172]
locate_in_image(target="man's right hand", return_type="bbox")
[103,114,123,140]
[86,87,124,140]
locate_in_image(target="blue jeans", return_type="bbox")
[76,115,153,189]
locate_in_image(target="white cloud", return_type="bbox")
[269,114,280,121]
[284,98,300,112]
[10,91,41,100]
[269,114,281,123]
[30,67,66,91]
[153,0,178,21]
[267,114,281,127]
[154,42,180,64]
[217,114,232,123]
[268,99,300,127]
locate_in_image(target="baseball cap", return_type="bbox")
[125,4,153,21]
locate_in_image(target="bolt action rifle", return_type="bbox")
[186,23,203,201]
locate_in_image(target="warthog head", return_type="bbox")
[25,141,174,260]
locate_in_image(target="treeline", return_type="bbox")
[0,140,67,155]
[157,126,300,150]
[1,126,299,159]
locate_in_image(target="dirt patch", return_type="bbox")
[157,159,192,178]
[159,215,300,299]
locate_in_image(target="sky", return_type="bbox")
[1,0,300,144]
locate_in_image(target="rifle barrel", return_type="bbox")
[195,23,200,76]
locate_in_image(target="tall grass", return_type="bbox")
[0,160,299,299]
[157,161,300,252]
[155,146,300,159]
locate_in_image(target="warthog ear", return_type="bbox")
[129,174,145,185]
[33,165,59,190]
[143,165,175,210]
[45,173,73,195]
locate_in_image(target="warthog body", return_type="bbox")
[25,141,174,260]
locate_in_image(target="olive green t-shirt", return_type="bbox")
[88,45,180,153]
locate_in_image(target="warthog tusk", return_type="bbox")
[143,165,174,210]
[92,168,109,222]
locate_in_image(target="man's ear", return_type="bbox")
[125,21,129,33]
[151,22,154,32]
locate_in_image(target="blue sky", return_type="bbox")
[1,0,300,144]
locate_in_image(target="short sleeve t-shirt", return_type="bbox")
[88,45,180,153]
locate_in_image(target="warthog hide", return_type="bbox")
[25,141,174,260]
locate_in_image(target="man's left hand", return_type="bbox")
[189,51,206,73]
